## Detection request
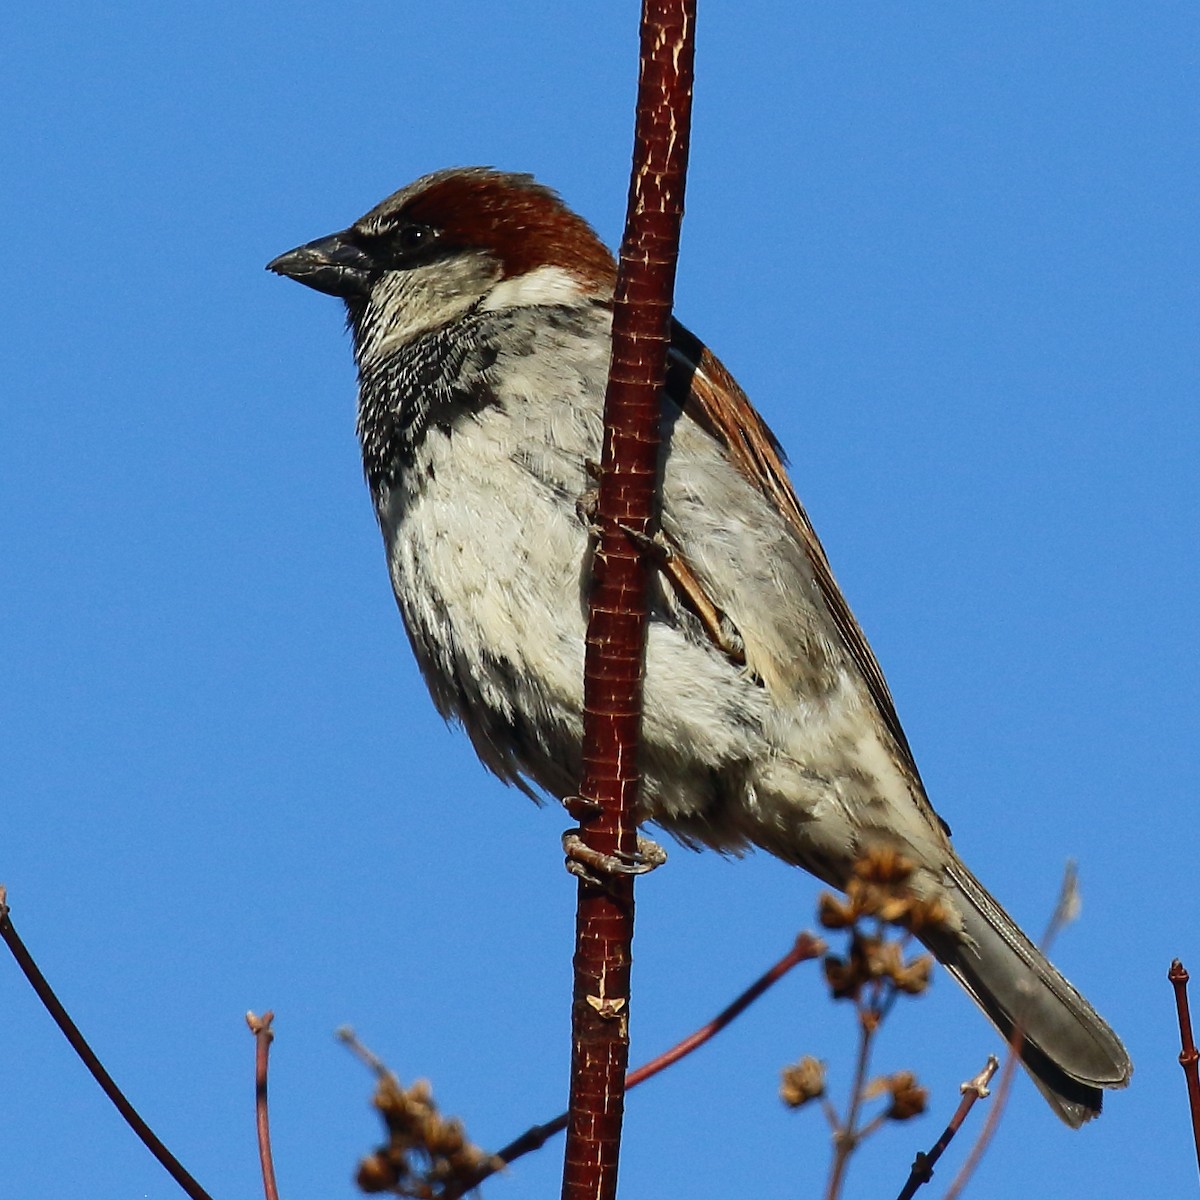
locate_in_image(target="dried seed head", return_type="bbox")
[822,848,955,935]
[356,1060,502,1197]
[866,1069,929,1121]
[822,953,859,1000]
[818,892,857,929]
[892,952,934,996]
[356,1151,400,1193]
[780,1056,827,1108]
[899,894,953,933]
[853,847,916,888]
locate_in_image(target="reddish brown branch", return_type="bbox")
[941,1039,1020,1200]
[893,1056,999,1200]
[562,2,696,1199]
[627,932,825,1088]
[1169,959,1200,1174]
[246,1010,280,1200]
[0,887,214,1200]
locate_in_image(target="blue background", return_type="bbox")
[2,4,1196,1197]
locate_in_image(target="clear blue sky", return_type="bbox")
[2,4,1196,1198]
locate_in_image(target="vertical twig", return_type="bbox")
[246,1011,280,1200]
[0,888,215,1200]
[824,991,882,1200]
[561,2,696,1199]
[1169,959,1200,1175]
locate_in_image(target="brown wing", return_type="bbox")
[665,320,932,807]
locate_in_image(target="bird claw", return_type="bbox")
[616,521,666,557]
[562,829,667,887]
[563,793,604,822]
[574,487,600,532]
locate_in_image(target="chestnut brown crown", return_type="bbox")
[358,168,617,289]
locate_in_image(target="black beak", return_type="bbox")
[267,232,375,299]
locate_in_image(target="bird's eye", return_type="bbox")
[396,223,436,253]
[351,221,443,273]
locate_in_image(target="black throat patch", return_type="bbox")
[354,313,505,502]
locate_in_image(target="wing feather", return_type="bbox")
[664,320,931,806]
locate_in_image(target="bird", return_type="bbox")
[267,166,1131,1124]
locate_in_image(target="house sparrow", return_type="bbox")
[268,167,1131,1124]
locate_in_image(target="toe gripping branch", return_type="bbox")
[561,795,667,889]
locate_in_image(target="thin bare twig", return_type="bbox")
[824,988,883,1200]
[338,1025,390,1076]
[893,1056,998,1200]
[0,886,214,1200]
[941,1047,1019,1200]
[626,931,825,1089]
[433,932,825,1192]
[562,2,696,1198]
[942,864,1080,1200]
[246,1010,280,1200]
[796,855,940,1198]
[1168,959,1200,1176]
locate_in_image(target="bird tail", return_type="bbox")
[919,858,1131,1127]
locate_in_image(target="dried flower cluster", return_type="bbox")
[356,1073,502,1199]
[817,848,937,1003]
[822,934,933,1003]
[864,1069,929,1121]
[780,1055,827,1108]
[818,848,950,933]
[781,849,941,1196]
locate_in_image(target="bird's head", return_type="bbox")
[268,167,617,367]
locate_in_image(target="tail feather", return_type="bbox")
[920,860,1131,1127]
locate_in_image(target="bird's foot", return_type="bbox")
[561,828,667,887]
